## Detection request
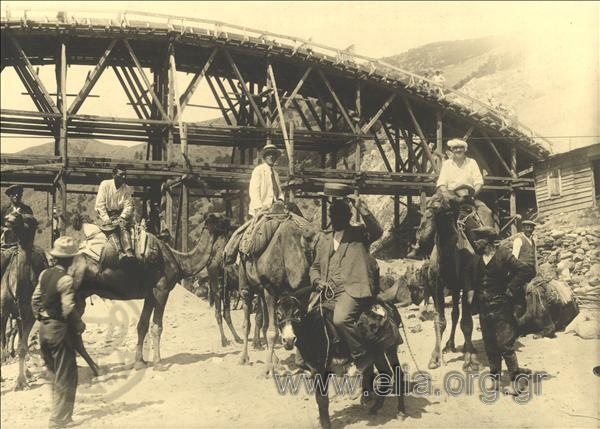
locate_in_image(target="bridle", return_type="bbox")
[276,294,305,327]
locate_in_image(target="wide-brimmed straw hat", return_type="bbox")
[521,220,537,228]
[49,236,80,258]
[261,143,281,159]
[472,227,499,242]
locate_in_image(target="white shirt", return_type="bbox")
[512,234,534,259]
[248,163,283,216]
[95,179,134,223]
[436,157,484,191]
[432,74,445,86]
[333,230,344,252]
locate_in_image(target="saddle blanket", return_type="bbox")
[78,223,152,264]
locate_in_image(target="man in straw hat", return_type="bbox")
[310,184,383,373]
[471,226,532,395]
[248,143,283,217]
[32,236,85,428]
[1,184,33,247]
[408,137,491,259]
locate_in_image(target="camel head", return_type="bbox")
[299,225,321,263]
[3,212,38,243]
[202,212,233,237]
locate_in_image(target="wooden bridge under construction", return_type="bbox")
[0,9,552,250]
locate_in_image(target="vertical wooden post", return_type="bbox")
[354,141,361,222]
[320,153,328,229]
[393,126,401,227]
[436,111,443,168]
[510,144,517,235]
[288,119,295,202]
[56,39,68,236]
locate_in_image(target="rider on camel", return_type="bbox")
[248,143,284,217]
[95,167,135,261]
[407,138,491,259]
[1,185,33,247]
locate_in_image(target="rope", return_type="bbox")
[399,317,422,374]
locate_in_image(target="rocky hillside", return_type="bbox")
[383,36,598,153]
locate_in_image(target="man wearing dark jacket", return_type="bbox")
[473,226,532,394]
[1,185,33,247]
[309,195,383,371]
[32,236,85,428]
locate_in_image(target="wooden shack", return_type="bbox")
[534,143,600,216]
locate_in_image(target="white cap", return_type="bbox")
[448,138,468,149]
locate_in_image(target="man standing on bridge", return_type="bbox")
[95,167,135,261]
[407,138,492,259]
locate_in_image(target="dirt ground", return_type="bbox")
[1,285,599,428]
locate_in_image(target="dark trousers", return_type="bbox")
[479,304,520,380]
[333,290,368,361]
[40,319,78,428]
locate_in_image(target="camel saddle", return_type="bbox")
[78,223,158,268]
[225,202,307,264]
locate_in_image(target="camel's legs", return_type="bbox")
[151,280,169,369]
[262,289,278,377]
[0,309,8,362]
[429,279,447,369]
[443,289,460,353]
[14,305,34,390]
[239,289,252,365]
[461,289,479,371]
[134,296,154,370]
[222,284,242,344]
[253,294,265,350]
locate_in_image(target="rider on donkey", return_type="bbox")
[309,186,383,373]
[95,167,135,262]
[407,138,492,259]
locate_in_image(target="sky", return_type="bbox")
[1,1,598,152]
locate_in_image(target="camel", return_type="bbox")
[236,214,313,376]
[416,191,493,370]
[0,212,48,390]
[204,214,244,347]
[69,212,221,371]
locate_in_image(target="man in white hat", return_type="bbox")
[408,138,490,258]
[32,236,85,428]
[248,143,283,217]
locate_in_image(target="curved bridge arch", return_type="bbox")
[1,9,548,243]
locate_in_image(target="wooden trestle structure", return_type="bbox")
[0,10,552,250]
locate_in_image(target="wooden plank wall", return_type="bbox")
[535,144,600,216]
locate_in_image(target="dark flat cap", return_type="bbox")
[5,185,24,196]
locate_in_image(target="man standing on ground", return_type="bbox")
[32,236,85,428]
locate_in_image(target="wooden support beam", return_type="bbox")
[463,125,475,140]
[304,97,324,131]
[373,135,393,172]
[224,77,249,124]
[121,66,153,118]
[361,93,397,134]
[178,48,218,117]
[57,41,68,235]
[267,63,292,171]
[291,99,313,131]
[10,37,59,114]
[206,76,236,125]
[269,66,312,123]
[169,50,190,167]
[68,39,117,115]
[481,131,515,178]
[510,144,517,235]
[223,50,267,128]
[123,39,169,120]
[402,97,439,174]
[317,69,355,132]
